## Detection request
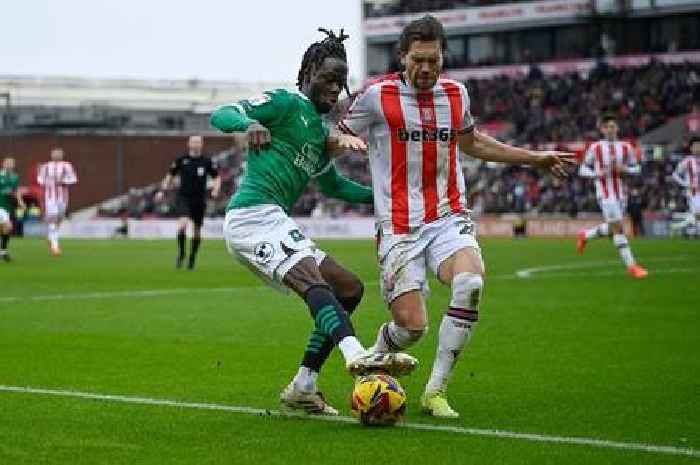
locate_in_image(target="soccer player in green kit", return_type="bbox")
[0,157,24,262]
[210,29,417,415]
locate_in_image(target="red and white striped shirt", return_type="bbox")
[580,140,640,201]
[37,161,78,204]
[339,74,474,234]
[673,155,700,197]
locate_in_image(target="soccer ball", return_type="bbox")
[351,373,406,426]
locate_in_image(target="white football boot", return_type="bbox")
[346,351,418,378]
[280,383,339,416]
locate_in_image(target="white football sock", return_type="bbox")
[425,313,476,394]
[613,233,635,267]
[585,222,609,240]
[48,223,59,247]
[338,336,365,363]
[292,366,318,393]
[370,321,423,353]
[426,272,482,394]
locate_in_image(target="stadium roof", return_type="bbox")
[0,75,297,113]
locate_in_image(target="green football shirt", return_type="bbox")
[211,88,371,213]
[0,170,19,212]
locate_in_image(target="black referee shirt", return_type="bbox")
[169,154,219,198]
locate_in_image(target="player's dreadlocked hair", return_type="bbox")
[297,28,350,96]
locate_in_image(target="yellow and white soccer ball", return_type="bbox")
[351,373,406,426]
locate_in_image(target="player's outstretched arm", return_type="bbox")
[317,164,373,204]
[326,129,367,158]
[459,129,575,178]
[211,91,294,152]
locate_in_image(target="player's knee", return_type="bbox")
[450,272,484,311]
[337,279,364,315]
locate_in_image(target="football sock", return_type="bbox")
[425,313,477,394]
[189,237,201,264]
[371,321,425,352]
[0,233,8,251]
[48,223,59,248]
[614,233,636,267]
[426,272,482,394]
[301,286,363,373]
[585,222,609,240]
[304,285,363,362]
[177,230,186,259]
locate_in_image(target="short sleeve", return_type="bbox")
[338,85,379,137]
[460,83,475,133]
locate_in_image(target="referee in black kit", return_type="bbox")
[156,136,220,270]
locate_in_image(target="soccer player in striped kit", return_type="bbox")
[339,15,574,417]
[37,148,78,256]
[577,114,648,278]
[671,135,700,236]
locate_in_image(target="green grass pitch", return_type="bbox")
[0,237,698,464]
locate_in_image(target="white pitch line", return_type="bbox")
[0,286,264,304]
[514,256,690,278]
[0,385,697,458]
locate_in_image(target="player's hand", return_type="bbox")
[531,151,577,178]
[210,188,220,199]
[336,134,367,154]
[246,122,271,153]
[154,190,165,203]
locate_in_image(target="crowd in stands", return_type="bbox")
[468,60,700,146]
[364,0,513,18]
[98,60,700,221]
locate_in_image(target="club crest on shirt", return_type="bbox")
[253,241,275,264]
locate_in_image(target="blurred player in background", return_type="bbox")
[577,114,648,278]
[37,148,78,257]
[211,28,417,416]
[338,15,574,418]
[156,136,221,270]
[671,135,700,236]
[0,157,25,261]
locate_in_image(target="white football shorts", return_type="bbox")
[377,213,481,304]
[223,205,326,293]
[599,198,625,223]
[45,200,67,219]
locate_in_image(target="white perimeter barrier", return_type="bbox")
[57,217,632,239]
[58,218,376,239]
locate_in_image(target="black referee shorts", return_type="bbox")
[175,194,206,227]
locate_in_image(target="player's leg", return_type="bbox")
[604,201,647,278]
[577,199,611,254]
[45,201,63,256]
[420,215,484,418]
[187,198,206,270]
[175,216,188,269]
[370,231,430,355]
[224,206,417,379]
[0,209,12,261]
[690,195,700,237]
[291,254,365,393]
[420,246,483,418]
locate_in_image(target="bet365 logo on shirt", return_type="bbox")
[397,127,458,142]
